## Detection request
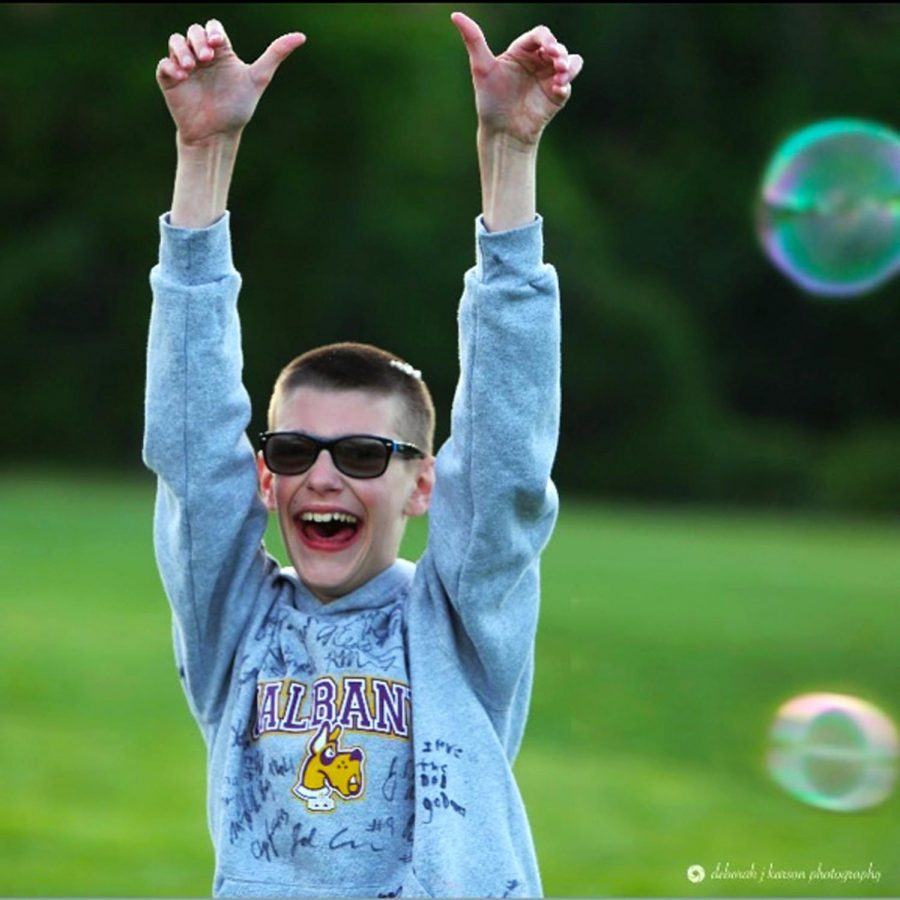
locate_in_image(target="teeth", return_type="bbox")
[300,511,359,525]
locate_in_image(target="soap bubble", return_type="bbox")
[757,119,900,297]
[767,692,899,811]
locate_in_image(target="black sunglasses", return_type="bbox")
[260,431,426,479]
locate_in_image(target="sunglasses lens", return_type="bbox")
[334,437,389,478]
[265,434,317,474]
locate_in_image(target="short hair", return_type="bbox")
[267,342,436,454]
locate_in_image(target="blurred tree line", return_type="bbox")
[2,3,899,512]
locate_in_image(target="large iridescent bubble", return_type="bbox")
[757,119,900,297]
[767,692,899,812]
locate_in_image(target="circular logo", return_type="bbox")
[687,865,706,884]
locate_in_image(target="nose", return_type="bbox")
[304,446,344,493]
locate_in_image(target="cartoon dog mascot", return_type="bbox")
[292,722,366,812]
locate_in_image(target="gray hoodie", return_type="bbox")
[143,211,560,897]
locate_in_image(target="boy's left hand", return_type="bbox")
[451,11,583,147]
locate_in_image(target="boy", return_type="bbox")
[144,12,582,898]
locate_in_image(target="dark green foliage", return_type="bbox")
[2,4,897,511]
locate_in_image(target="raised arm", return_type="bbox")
[157,18,305,227]
[451,11,583,231]
[144,20,304,727]
[420,15,582,746]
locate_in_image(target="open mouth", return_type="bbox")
[295,510,361,551]
[348,775,360,794]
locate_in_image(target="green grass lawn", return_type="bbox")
[1,472,898,896]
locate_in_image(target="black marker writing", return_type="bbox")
[329,826,385,853]
[382,754,415,802]
[268,755,294,778]
[422,739,464,759]
[365,816,395,836]
[250,809,290,862]
[290,822,319,856]
[422,792,466,825]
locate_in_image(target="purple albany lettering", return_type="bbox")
[280,681,309,732]
[373,679,410,738]
[251,675,412,740]
[309,677,337,726]
[256,681,283,735]
[339,678,374,731]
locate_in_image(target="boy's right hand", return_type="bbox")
[156,19,306,146]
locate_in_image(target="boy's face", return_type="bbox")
[257,386,434,603]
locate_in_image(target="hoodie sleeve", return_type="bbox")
[424,214,560,717]
[142,212,278,731]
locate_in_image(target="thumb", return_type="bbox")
[451,12,494,75]
[250,32,306,87]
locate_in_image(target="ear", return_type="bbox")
[328,725,342,744]
[311,721,330,754]
[404,455,435,517]
[257,450,277,511]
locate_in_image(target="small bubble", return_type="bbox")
[766,692,899,811]
[756,119,900,297]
